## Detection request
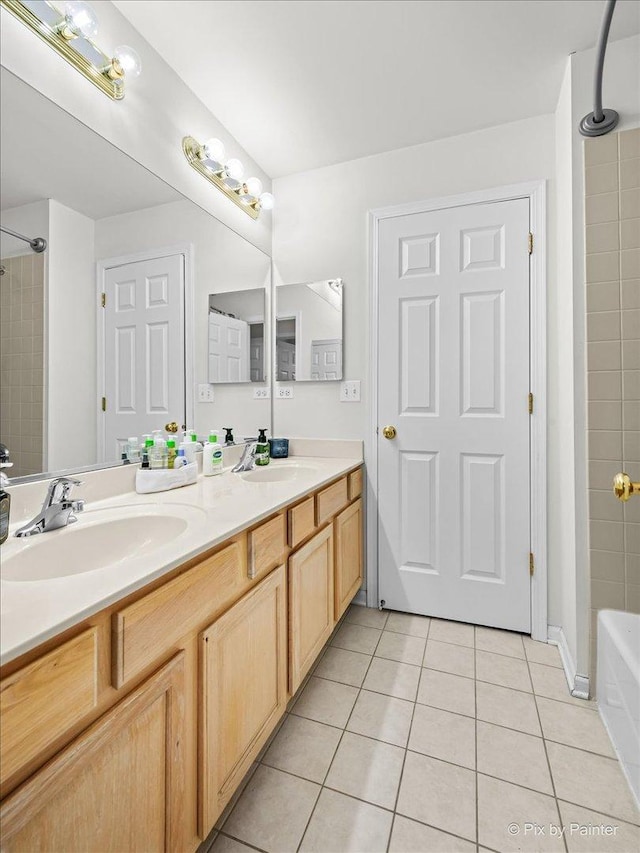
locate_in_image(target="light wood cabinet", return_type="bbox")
[199,566,287,832]
[0,653,186,853]
[288,525,335,694]
[334,498,364,621]
[247,513,287,580]
[316,476,348,527]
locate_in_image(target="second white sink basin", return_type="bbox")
[241,464,318,484]
[2,503,207,582]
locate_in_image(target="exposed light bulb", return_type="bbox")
[202,138,225,163]
[225,159,244,182]
[113,45,142,79]
[244,177,263,198]
[63,1,99,38]
[259,192,275,211]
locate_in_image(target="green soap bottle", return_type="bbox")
[255,428,270,466]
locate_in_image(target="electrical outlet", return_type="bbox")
[276,386,294,399]
[340,380,361,402]
[253,387,271,399]
[198,383,214,403]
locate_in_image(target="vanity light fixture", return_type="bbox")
[1,0,142,100]
[182,135,274,220]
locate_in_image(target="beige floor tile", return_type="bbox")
[262,714,341,783]
[476,681,541,735]
[325,731,404,809]
[409,704,475,769]
[385,611,431,638]
[389,815,476,852]
[291,676,359,728]
[313,647,371,687]
[396,751,476,842]
[363,656,421,700]
[536,696,616,758]
[429,618,475,647]
[214,763,260,830]
[330,622,382,655]
[475,626,525,659]
[523,636,563,668]
[346,689,414,747]
[477,774,563,852]
[476,649,532,692]
[222,765,320,853]
[210,836,257,853]
[417,668,476,717]
[375,630,426,665]
[477,721,553,794]
[529,662,594,707]
[345,604,389,629]
[558,801,640,852]
[299,788,393,853]
[546,741,640,825]
[423,639,475,678]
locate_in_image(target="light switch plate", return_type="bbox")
[340,380,361,402]
[198,383,214,403]
[276,386,294,399]
[253,387,270,399]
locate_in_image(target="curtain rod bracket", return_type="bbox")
[579,0,620,137]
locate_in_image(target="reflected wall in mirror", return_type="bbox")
[275,279,343,381]
[0,69,271,480]
[208,289,266,383]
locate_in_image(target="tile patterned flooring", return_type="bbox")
[205,606,640,853]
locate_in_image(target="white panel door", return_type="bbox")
[277,341,296,380]
[310,339,343,380]
[103,254,185,462]
[208,312,250,383]
[378,199,531,632]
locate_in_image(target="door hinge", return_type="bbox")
[529,552,535,576]
[101,396,106,412]
[528,232,534,255]
[101,292,106,308]
[528,392,534,414]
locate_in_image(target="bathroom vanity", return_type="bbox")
[0,455,364,851]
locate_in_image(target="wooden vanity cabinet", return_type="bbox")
[334,498,364,622]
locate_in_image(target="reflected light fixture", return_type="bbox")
[1,0,142,99]
[182,135,274,220]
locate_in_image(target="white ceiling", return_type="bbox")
[113,0,640,178]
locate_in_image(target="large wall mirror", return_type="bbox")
[275,279,343,381]
[0,69,271,480]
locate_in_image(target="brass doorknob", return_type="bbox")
[613,472,640,501]
[382,425,397,440]
[165,421,179,434]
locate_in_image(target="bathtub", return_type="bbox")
[597,610,640,809]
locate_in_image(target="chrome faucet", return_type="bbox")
[15,477,85,537]
[232,442,258,473]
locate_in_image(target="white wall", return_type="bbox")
[47,201,95,471]
[0,0,272,256]
[0,200,49,258]
[94,200,271,441]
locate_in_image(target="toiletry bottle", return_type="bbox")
[127,437,141,463]
[166,439,177,469]
[190,430,203,452]
[149,437,167,469]
[0,486,10,545]
[141,450,150,470]
[203,431,223,476]
[224,427,234,445]
[173,448,187,468]
[256,429,270,466]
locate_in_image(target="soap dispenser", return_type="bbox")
[255,429,270,466]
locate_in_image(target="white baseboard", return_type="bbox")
[547,624,591,700]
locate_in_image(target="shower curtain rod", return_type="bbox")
[0,225,47,254]
[579,0,619,136]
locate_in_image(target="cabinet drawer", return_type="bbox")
[0,628,98,788]
[316,477,348,527]
[113,537,247,687]
[288,496,316,548]
[348,468,363,500]
[248,513,287,580]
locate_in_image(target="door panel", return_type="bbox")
[378,199,531,632]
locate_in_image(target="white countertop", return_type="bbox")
[0,453,362,666]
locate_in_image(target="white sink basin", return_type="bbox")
[241,464,318,484]
[2,503,207,582]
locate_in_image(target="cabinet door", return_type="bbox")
[289,525,335,694]
[200,566,287,833]
[334,498,364,621]
[0,653,186,853]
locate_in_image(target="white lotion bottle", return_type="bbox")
[203,430,223,476]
